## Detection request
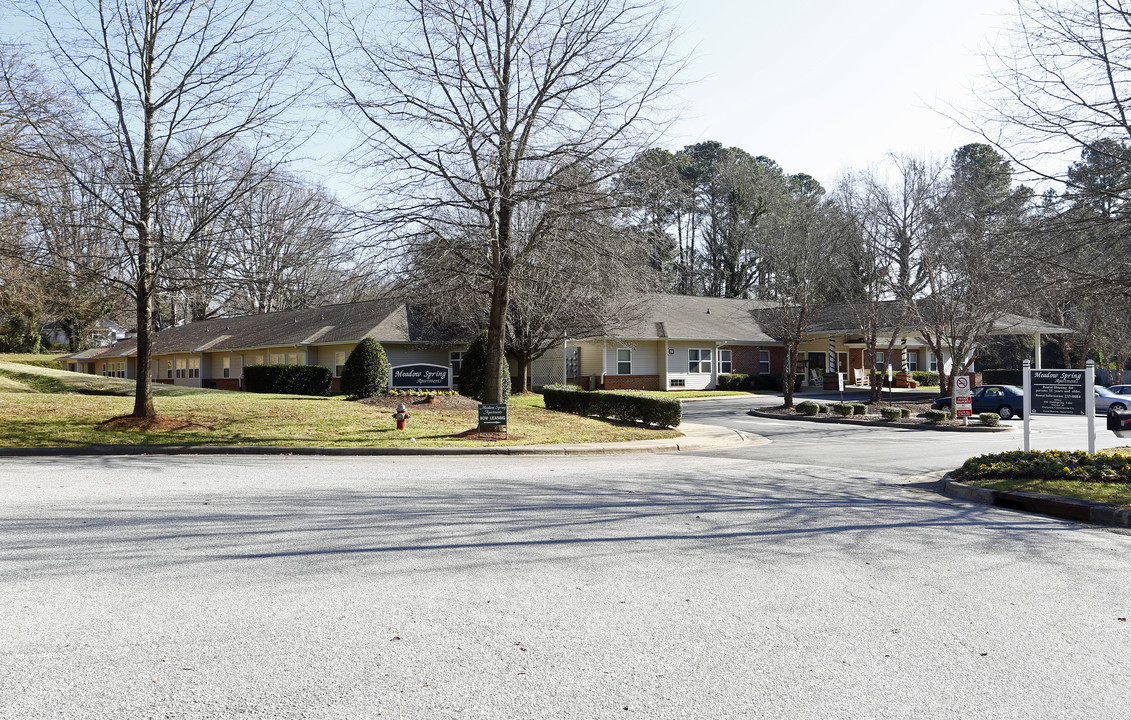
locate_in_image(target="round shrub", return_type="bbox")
[796,400,820,416]
[340,337,390,399]
[925,409,949,424]
[457,331,511,402]
[880,407,901,421]
[831,403,853,417]
[817,403,829,414]
[900,407,912,418]
[978,412,1000,427]
[851,403,868,416]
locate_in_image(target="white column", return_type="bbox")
[1034,333,1042,369]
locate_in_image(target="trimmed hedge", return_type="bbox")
[925,409,950,424]
[751,373,783,391]
[900,407,912,419]
[851,403,868,416]
[979,412,1000,427]
[831,403,853,417]
[716,373,751,391]
[880,407,901,421]
[955,450,1131,483]
[340,337,390,399]
[542,384,681,427]
[982,368,1023,386]
[244,364,332,396]
[912,371,940,387]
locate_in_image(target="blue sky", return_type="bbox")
[663,0,1017,186]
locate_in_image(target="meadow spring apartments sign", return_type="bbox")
[389,363,451,390]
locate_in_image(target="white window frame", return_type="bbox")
[759,350,771,374]
[450,350,464,380]
[335,351,346,377]
[718,349,732,375]
[269,353,283,365]
[617,348,631,375]
[188,357,200,379]
[929,353,938,373]
[689,348,712,374]
[175,358,186,378]
[669,378,686,388]
[907,350,917,372]
[222,356,231,378]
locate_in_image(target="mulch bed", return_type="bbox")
[759,399,962,426]
[355,394,481,411]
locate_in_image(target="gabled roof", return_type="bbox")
[600,293,778,343]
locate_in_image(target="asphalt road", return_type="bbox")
[2,401,1129,719]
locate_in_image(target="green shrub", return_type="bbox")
[796,400,820,416]
[981,369,1023,385]
[244,364,333,396]
[880,407,901,421]
[829,403,851,417]
[925,409,949,424]
[912,371,940,387]
[955,450,1131,483]
[978,412,1000,427]
[817,403,829,414]
[339,337,391,399]
[751,373,783,391]
[900,407,912,418]
[851,403,868,416]
[457,330,511,402]
[542,385,681,427]
[716,373,751,391]
[11,357,65,370]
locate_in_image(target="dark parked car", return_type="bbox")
[931,384,1025,420]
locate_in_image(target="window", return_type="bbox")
[335,351,346,377]
[287,353,299,366]
[617,348,631,375]
[255,355,265,365]
[718,349,732,374]
[929,354,938,372]
[269,353,283,365]
[166,360,172,379]
[222,357,231,378]
[689,348,711,373]
[759,350,771,374]
[101,362,125,378]
[874,351,885,371]
[669,378,686,388]
[175,358,186,378]
[188,358,200,379]
[450,351,464,380]
[907,351,917,372]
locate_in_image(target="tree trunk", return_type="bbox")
[483,274,510,404]
[132,239,156,418]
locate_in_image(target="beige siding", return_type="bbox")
[665,342,719,390]
[576,341,605,378]
[605,341,659,376]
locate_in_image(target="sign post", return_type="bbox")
[955,374,972,424]
[1023,359,1095,454]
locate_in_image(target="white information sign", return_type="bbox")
[955,396,972,418]
[955,375,972,397]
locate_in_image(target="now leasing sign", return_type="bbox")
[389,363,451,390]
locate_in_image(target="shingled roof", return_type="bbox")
[599,293,778,343]
[69,298,462,361]
[800,299,1072,336]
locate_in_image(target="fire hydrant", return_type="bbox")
[393,403,410,430]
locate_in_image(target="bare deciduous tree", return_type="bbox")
[323,0,681,403]
[5,0,298,417]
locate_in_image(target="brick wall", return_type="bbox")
[722,346,784,375]
[602,375,660,391]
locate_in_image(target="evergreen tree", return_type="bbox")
[340,337,390,399]
[458,331,510,402]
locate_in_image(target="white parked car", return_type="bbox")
[1095,386,1131,413]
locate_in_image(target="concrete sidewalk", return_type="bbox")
[0,421,765,458]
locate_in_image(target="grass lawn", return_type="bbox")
[0,363,681,448]
[965,477,1131,507]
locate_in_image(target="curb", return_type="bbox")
[0,423,763,458]
[939,474,1131,528]
[746,408,1015,432]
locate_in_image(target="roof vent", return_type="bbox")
[293,317,297,323]
[320,314,324,320]
[706,308,711,314]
